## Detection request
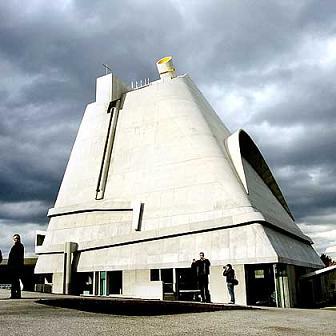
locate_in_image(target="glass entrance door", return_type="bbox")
[99,271,107,296]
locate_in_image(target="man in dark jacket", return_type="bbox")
[191,252,211,303]
[223,264,235,304]
[8,234,24,299]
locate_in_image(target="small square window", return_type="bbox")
[150,269,160,281]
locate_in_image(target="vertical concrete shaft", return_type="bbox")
[63,242,77,295]
[96,99,121,200]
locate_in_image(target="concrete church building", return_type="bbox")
[35,57,323,307]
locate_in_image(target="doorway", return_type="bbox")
[72,272,94,295]
[245,264,276,306]
[107,271,122,295]
[176,267,200,301]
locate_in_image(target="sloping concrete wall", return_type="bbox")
[264,227,323,268]
[243,158,307,239]
[103,75,252,230]
[55,101,110,207]
[36,60,322,298]
[36,223,280,273]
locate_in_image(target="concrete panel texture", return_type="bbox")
[35,59,322,303]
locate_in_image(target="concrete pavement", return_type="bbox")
[0,290,335,336]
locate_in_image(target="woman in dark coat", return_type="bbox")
[223,264,235,304]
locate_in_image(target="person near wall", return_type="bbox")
[191,252,211,303]
[223,263,236,304]
[8,234,24,299]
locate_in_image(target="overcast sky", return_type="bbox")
[0,0,335,257]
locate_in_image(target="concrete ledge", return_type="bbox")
[48,200,133,217]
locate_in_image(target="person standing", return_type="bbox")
[223,264,235,304]
[191,252,211,303]
[8,234,24,299]
[0,249,2,264]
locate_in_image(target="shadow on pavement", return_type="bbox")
[37,297,254,316]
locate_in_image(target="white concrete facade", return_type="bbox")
[35,57,323,307]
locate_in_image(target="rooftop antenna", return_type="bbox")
[102,64,113,75]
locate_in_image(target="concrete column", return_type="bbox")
[93,271,98,296]
[275,264,291,308]
[273,264,279,306]
[173,268,177,297]
[63,242,78,295]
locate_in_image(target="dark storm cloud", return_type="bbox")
[173,1,334,84]
[0,0,185,83]
[250,124,336,226]
[252,68,336,127]
[298,0,336,31]
[258,126,336,168]
[0,201,49,224]
[0,0,335,254]
[278,168,336,220]
[0,103,78,200]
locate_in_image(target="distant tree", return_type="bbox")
[320,253,336,267]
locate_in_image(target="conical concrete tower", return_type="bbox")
[35,57,322,306]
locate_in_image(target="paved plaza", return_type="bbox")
[0,290,335,336]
